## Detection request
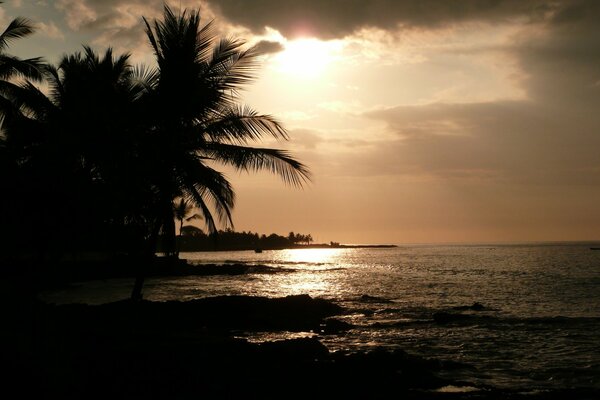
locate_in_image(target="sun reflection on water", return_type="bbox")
[278,248,345,265]
[272,248,347,297]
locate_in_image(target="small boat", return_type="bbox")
[254,249,263,253]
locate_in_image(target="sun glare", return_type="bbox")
[273,39,336,79]
[279,248,344,265]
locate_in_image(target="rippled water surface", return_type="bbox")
[41,243,600,391]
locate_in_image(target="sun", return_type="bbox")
[273,39,336,79]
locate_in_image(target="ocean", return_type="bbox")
[40,243,600,393]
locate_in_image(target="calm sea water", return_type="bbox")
[41,243,600,392]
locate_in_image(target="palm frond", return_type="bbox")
[203,39,261,94]
[0,79,22,99]
[184,185,218,234]
[129,64,158,101]
[0,54,45,82]
[201,105,289,144]
[0,79,53,129]
[185,213,201,222]
[178,153,235,230]
[201,143,311,187]
[44,64,64,103]
[194,20,217,64]
[143,16,161,62]
[13,80,55,119]
[0,17,35,52]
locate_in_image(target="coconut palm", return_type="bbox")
[174,198,201,236]
[172,198,201,256]
[140,5,310,246]
[0,11,45,259]
[0,14,44,83]
[0,6,309,299]
[0,11,45,116]
[0,45,156,258]
[125,5,310,299]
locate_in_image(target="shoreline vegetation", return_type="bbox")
[173,227,398,252]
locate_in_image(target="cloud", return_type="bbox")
[288,128,323,150]
[55,0,97,30]
[513,1,600,106]
[53,1,221,53]
[37,21,65,40]
[253,39,284,55]
[329,0,600,186]
[208,0,556,39]
[278,110,314,122]
[317,100,362,114]
[364,100,600,186]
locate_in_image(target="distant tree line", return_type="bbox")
[172,228,314,251]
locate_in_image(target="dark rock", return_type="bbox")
[359,294,393,303]
[258,337,329,360]
[317,318,353,333]
[331,348,450,390]
[452,302,486,311]
[433,311,474,324]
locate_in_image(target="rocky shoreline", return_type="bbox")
[1,290,598,399]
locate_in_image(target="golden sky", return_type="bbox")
[4,0,600,244]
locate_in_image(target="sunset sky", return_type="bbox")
[3,0,600,244]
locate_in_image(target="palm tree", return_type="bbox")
[0,11,45,117]
[0,13,44,83]
[126,5,310,299]
[0,46,155,257]
[143,6,310,227]
[174,198,201,236]
[0,10,45,259]
[172,198,201,256]
[0,6,309,299]
[140,5,310,245]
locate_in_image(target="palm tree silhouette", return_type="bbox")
[0,11,45,126]
[0,46,155,257]
[141,6,310,238]
[173,198,201,257]
[123,6,310,299]
[0,11,45,259]
[174,199,201,237]
[0,6,309,299]
[0,13,44,83]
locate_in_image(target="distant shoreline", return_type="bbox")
[182,243,399,252]
[302,243,398,249]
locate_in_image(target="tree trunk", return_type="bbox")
[176,219,183,257]
[131,273,145,301]
[130,219,161,300]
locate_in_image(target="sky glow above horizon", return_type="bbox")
[3,0,600,244]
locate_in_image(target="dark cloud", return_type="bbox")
[208,0,554,38]
[349,0,600,186]
[514,1,600,106]
[363,99,600,186]
[253,39,284,55]
[54,1,219,51]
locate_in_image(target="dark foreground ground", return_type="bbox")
[1,277,598,400]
